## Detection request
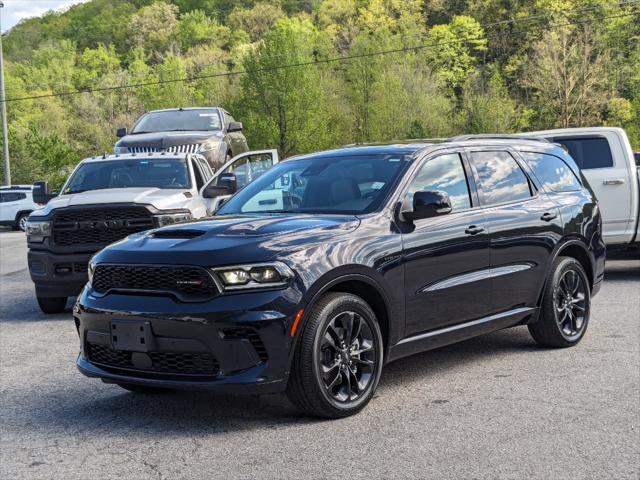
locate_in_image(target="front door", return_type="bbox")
[201,149,279,213]
[401,151,491,337]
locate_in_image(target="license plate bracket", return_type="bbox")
[110,319,154,352]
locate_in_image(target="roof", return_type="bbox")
[79,152,191,163]
[146,107,221,114]
[0,184,32,190]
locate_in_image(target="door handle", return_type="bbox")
[603,179,624,185]
[540,212,558,222]
[465,225,485,235]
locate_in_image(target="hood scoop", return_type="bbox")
[152,229,206,239]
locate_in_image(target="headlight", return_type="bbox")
[211,262,294,291]
[153,211,193,227]
[87,258,96,286]
[113,146,129,154]
[197,140,220,153]
[25,220,52,242]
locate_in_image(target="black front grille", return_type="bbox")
[92,264,218,301]
[52,206,154,247]
[87,343,220,376]
[222,327,268,363]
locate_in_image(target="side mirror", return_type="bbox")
[202,173,238,198]
[116,127,127,138]
[227,121,243,133]
[404,190,452,221]
[32,181,55,204]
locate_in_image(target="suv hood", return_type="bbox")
[94,214,361,265]
[35,188,193,216]
[116,130,223,148]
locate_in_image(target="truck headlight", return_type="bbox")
[211,262,294,291]
[113,146,129,154]
[197,140,221,153]
[25,220,52,242]
[153,211,193,227]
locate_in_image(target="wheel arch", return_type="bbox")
[298,271,397,360]
[14,209,33,225]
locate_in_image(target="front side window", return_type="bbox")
[0,192,26,202]
[470,151,533,206]
[553,137,613,170]
[217,154,410,215]
[220,153,276,189]
[63,159,191,194]
[131,109,222,133]
[521,152,582,192]
[406,153,471,211]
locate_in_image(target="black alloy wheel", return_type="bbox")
[529,256,590,348]
[287,292,383,418]
[319,311,377,403]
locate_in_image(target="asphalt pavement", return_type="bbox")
[1,229,638,479]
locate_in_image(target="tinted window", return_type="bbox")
[406,153,471,211]
[0,192,26,202]
[553,137,613,169]
[63,159,191,194]
[634,152,639,167]
[521,152,582,192]
[217,154,410,215]
[470,151,532,206]
[132,109,222,133]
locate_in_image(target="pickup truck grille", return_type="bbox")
[52,206,154,247]
[128,144,200,154]
[92,264,219,301]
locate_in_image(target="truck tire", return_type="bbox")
[37,296,67,314]
[14,212,30,231]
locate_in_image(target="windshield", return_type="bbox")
[131,109,222,133]
[216,154,411,215]
[63,159,191,194]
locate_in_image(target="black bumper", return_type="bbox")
[75,286,304,393]
[28,249,91,298]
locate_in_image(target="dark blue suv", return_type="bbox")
[75,138,605,418]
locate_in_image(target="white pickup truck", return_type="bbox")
[26,149,278,313]
[527,127,639,249]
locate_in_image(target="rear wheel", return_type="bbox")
[528,257,590,348]
[117,383,172,394]
[36,296,67,314]
[287,292,383,418]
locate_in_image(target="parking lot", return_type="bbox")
[0,228,638,479]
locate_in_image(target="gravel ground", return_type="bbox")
[1,229,638,479]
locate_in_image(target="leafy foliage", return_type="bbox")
[1,0,638,186]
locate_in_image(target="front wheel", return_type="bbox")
[528,256,591,348]
[37,296,67,314]
[287,292,384,419]
[15,213,29,231]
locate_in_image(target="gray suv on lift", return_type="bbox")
[114,107,249,170]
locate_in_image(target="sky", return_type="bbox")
[1,0,90,33]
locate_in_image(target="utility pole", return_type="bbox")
[0,1,10,186]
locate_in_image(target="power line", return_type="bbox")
[2,10,637,104]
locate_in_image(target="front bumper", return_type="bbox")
[75,286,304,393]
[28,249,91,298]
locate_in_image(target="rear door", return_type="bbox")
[200,149,279,213]
[549,134,633,242]
[467,148,563,316]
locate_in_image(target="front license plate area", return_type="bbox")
[111,320,154,352]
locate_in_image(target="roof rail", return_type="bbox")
[446,134,551,143]
[0,185,32,190]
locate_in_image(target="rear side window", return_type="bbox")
[470,151,533,206]
[521,152,582,192]
[552,137,613,169]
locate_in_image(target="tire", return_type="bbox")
[36,296,67,314]
[13,212,29,231]
[286,292,384,419]
[528,256,591,348]
[117,383,172,394]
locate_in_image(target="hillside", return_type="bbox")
[1,0,639,185]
